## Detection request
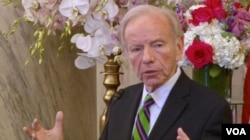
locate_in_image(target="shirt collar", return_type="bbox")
[142,67,181,108]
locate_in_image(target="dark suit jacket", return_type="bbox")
[100,70,232,140]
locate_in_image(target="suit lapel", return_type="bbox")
[148,71,191,140]
[109,83,143,140]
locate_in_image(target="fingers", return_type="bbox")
[23,126,37,139]
[32,118,41,131]
[23,118,41,139]
[54,111,64,132]
[23,126,32,138]
[177,127,190,140]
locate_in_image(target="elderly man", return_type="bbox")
[100,5,232,140]
[23,5,232,140]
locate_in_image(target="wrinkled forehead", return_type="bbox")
[119,6,179,51]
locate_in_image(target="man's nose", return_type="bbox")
[142,46,155,64]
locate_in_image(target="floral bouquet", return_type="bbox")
[174,0,250,99]
[177,0,250,73]
[3,0,250,71]
[4,0,200,69]
[18,0,124,69]
[6,0,177,69]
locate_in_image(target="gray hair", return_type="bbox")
[118,5,184,51]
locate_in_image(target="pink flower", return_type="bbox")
[37,8,50,25]
[189,6,215,25]
[185,40,214,69]
[230,8,250,38]
[204,0,222,8]
[175,4,188,31]
[233,2,243,9]
[204,0,227,20]
[212,6,227,20]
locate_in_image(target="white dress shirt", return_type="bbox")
[133,67,181,135]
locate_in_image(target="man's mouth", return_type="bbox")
[142,70,158,76]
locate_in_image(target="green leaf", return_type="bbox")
[239,0,250,9]
[246,26,250,33]
[0,0,17,6]
[39,58,42,64]
[209,65,222,78]
[95,0,108,12]
[221,32,235,38]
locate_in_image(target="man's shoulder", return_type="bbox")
[117,83,143,99]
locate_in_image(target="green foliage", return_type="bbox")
[221,32,235,38]
[2,0,76,65]
[2,17,23,41]
[239,0,250,9]
[95,0,108,12]
[0,0,17,6]
[209,64,222,78]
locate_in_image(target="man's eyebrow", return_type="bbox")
[151,39,166,44]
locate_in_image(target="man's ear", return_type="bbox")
[121,47,132,67]
[176,36,184,61]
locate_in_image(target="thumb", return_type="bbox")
[54,111,64,132]
[177,127,189,140]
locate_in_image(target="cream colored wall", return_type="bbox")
[0,4,97,140]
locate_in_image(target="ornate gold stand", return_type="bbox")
[100,54,122,133]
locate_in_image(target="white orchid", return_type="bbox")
[22,0,39,22]
[75,54,96,69]
[59,0,120,69]
[71,33,107,69]
[22,0,208,69]
[59,0,90,19]
[37,0,57,8]
[102,0,119,20]
[84,14,103,34]
[71,34,92,52]
[75,53,106,69]
[71,33,102,57]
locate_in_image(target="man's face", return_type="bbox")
[124,13,183,92]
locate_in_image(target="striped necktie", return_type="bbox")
[132,94,155,140]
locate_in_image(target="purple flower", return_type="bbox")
[230,8,250,39]
[175,4,188,31]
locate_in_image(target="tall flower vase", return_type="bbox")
[192,64,232,102]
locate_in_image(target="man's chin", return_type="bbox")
[143,79,161,91]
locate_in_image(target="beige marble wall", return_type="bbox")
[0,4,97,140]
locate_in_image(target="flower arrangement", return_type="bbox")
[2,0,250,71]
[177,0,250,73]
[3,0,123,69]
